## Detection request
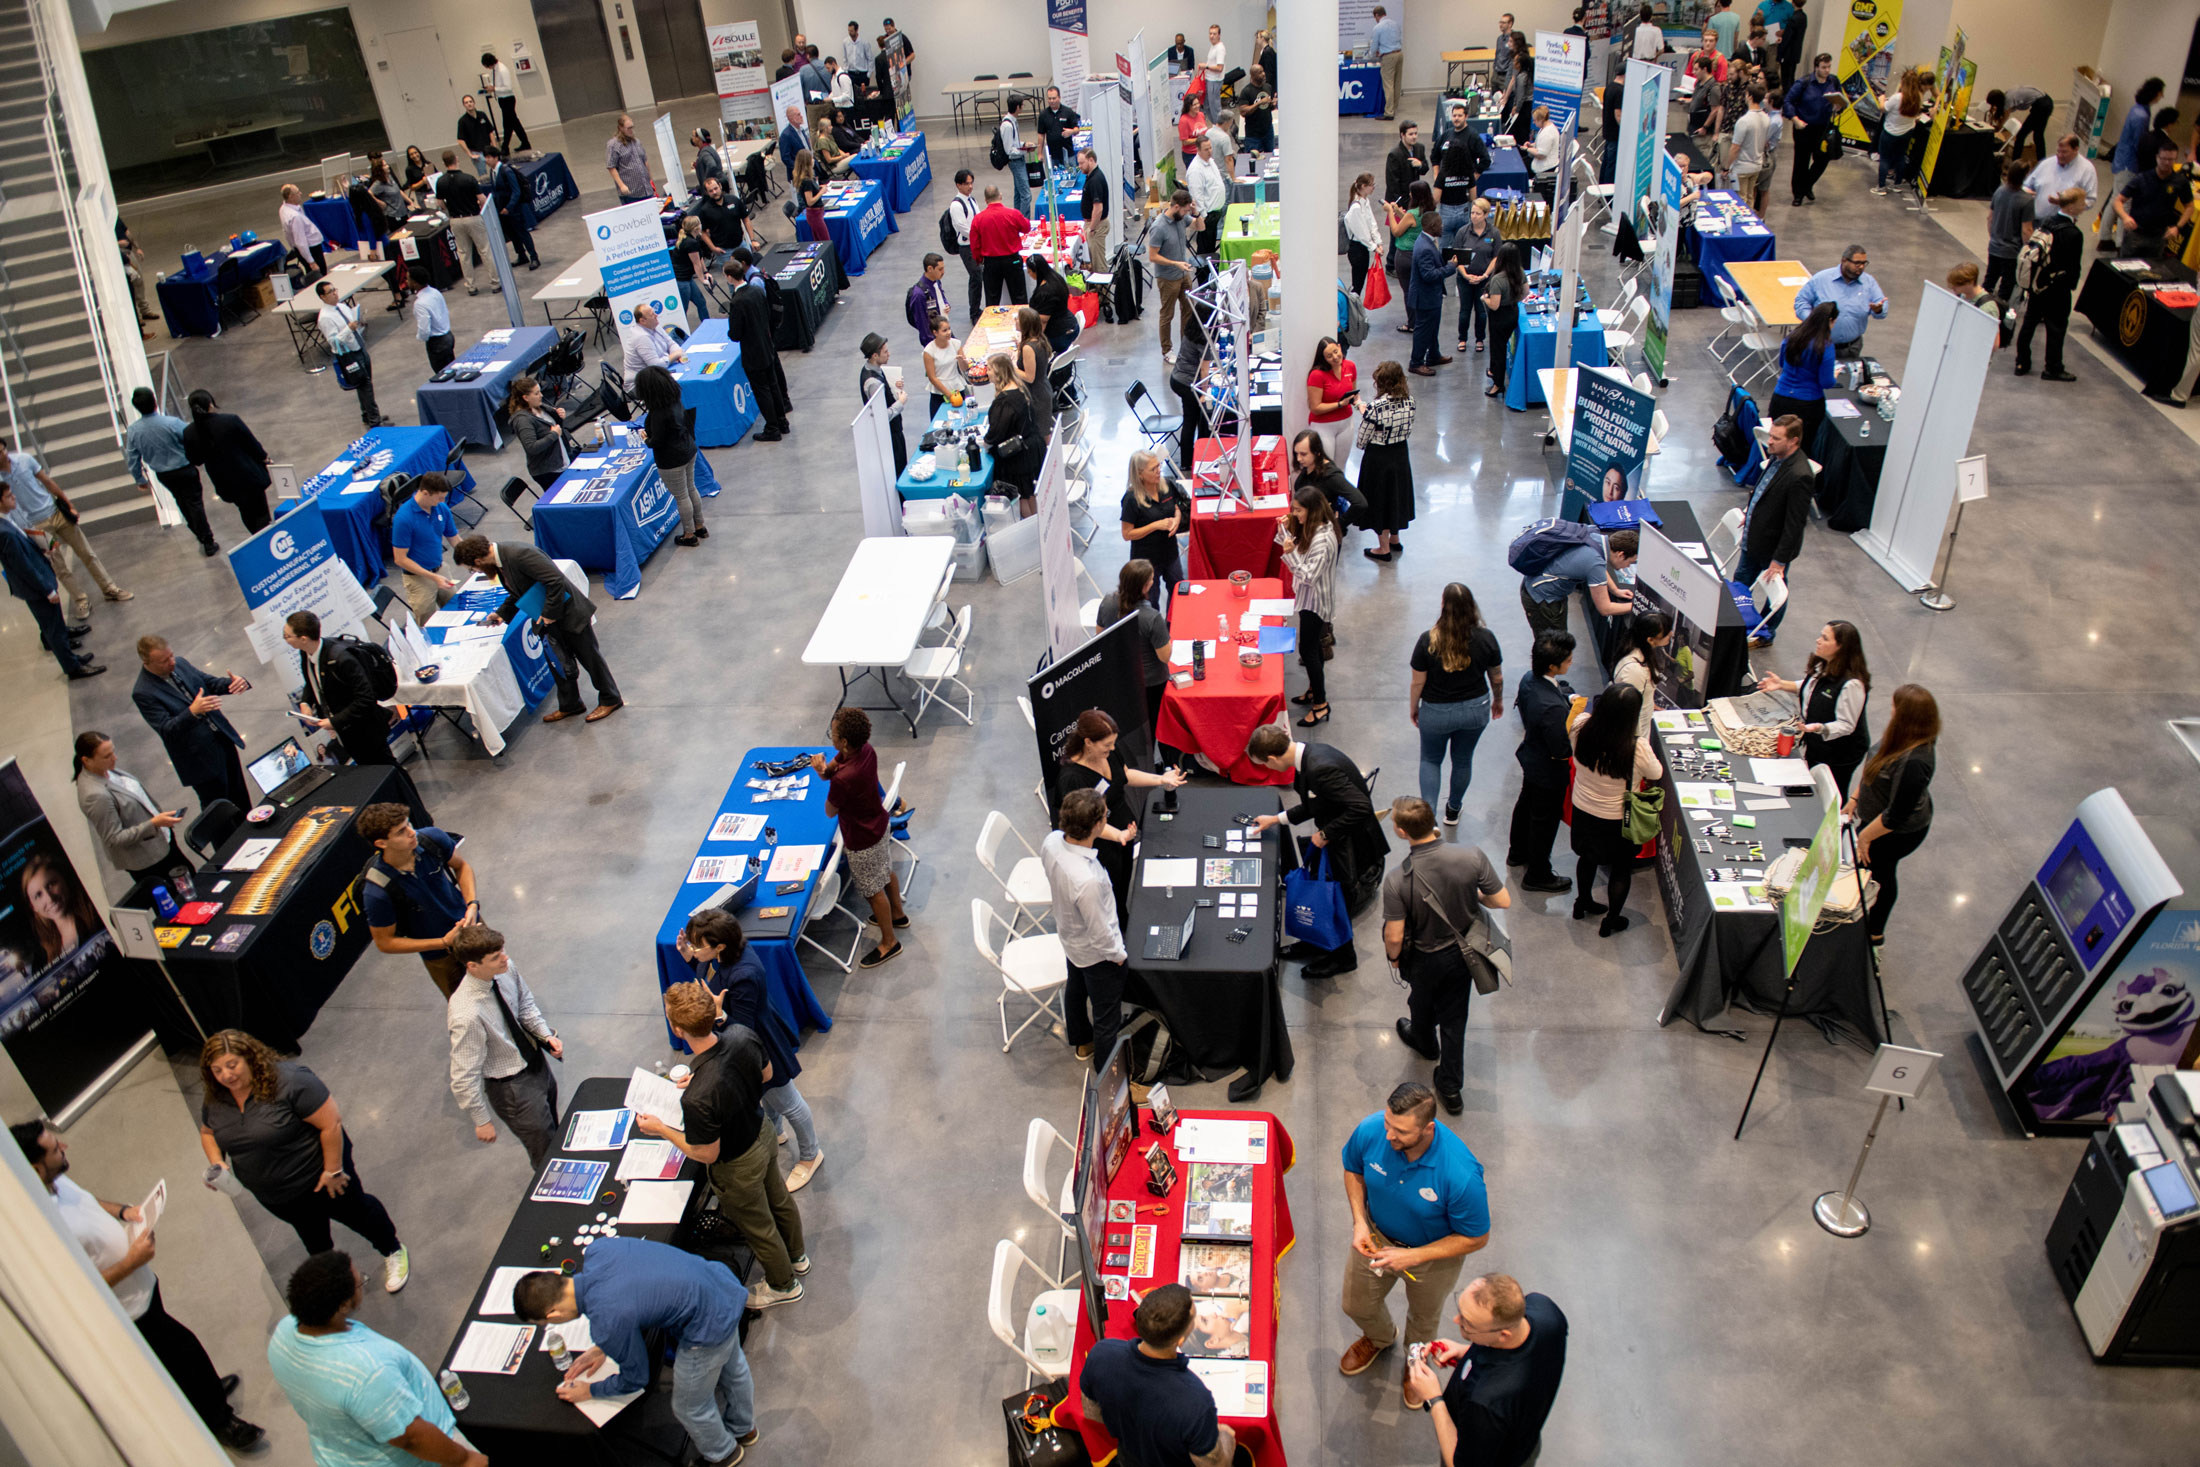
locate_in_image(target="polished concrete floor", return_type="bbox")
[16,95,2200,1463]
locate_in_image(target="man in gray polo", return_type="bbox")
[606,114,655,204]
[1148,189,1197,363]
[1381,798,1508,1116]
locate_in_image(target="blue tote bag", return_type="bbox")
[1284,846,1353,950]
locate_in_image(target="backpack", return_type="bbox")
[331,633,399,701]
[1340,285,1369,348]
[989,125,1012,171]
[1506,518,1602,576]
[1711,388,1752,467]
[2013,228,2055,299]
[938,204,960,253]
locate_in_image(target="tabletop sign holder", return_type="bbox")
[1919,454,1986,612]
[1814,1043,1943,1237]
[1143,1141,1178,1198]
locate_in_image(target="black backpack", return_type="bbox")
[331,634,399,701]
[1712,387,1752,467]
[938,204,960,253]
[989,125,1011,171]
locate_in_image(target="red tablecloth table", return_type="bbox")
[1059,1109,1298,1467]
[1186,437,1293,594]
[1156,578,1293,786]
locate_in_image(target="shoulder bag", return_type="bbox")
[1409,865,1511,994]
[1623,780,1665,845]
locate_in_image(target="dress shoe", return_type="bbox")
[104,587,134,602]
[1394,1017,1439,1061]
[755,430,784,441]
[2012,362,2030,376]
[1409,365,1436,376]
[1571,896,1607,920]
[2043,369,2077,382]
[1432,354,1454,365]
[67,663,107,679]
[1436,1089,1463,1116]
[1395,323,1415,333]
[1340,1336,1388,1376]
[2143,389,2187,406]
[216,1418,267,1453]
[200,540,221,557]
[1599,912,1632,937]
[584,701,623,722]
[220,1374,240,1397]
[542,709,579,723]
[1521,874,1572,893]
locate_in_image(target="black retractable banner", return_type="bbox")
[1028,614,1153,819]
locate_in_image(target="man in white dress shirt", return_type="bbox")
[278,183,327,282]
[622,301,686,376]
[1042,788,1130,1074]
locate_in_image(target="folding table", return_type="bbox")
[800,536,957,736]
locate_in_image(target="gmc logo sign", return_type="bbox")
[1339,80,1363,101]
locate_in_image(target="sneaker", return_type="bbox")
[216,1418,268,1454]
[791,1253,812,1276]
[1443,805,1460,827]
[739,1429,762,1447]
[382,1246,410,1292]
[787,1151,824,1192]
[1869,186,1888,196]
[702,1445,745,1467]
[749,1280,804,1309]
[104,588,134,602]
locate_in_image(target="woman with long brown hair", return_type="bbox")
[1568,684,1661,937]
[1013,305,1056,444]
[1409,582,1504,823]
[1873,66,1934,194]
[794,149,827,242]
[1056,707,1187,917]
[984,353,1044,515]
[1275,482,1341,725]
[19,852,100,966]
[196,1029,410,1289]
[1356,360,1416,560]
[1097,559,1172,732]
[1343,171,1383,296]
[1846,684,1940,944]
[1757,619,1872,796]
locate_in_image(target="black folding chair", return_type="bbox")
[499,475,540,531]
[442,437,486,528]
[1124,381,1184,456]
[539,327,588,405]
[585,294,613,350]
[185,801,243,860]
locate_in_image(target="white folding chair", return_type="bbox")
[1732,306,1783,390]
[1630,367,1655,396]
[1706,506,1745,580]
[1017,695,1047,814]
[978,810,1053,934]
[1079,596,1102,637]
[1646,408,1671,454]
[917,562,957,644]
[989,1238,1079,1382]
[903,604,975,727]
[1707,276,1752,361]
[1023,1117,1078,1240]
[1745,568,1788,640]
[1596,276,1638,330]
[882,759,919,887]
[974,897,1067,1051]
[797,831,863,973]
[1072,555,1104,599]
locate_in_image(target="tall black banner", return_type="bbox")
[1029,614,1153,819]
[0,762,158,1123]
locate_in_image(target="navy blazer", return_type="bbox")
[132,655,245,788]
[490,162,526,221]
[1410,231,1451,307]
[0,520,55,603]
[1514,671,1577,787]
[779,124,808,178]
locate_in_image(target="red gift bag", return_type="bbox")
[1069,291,1099,327]
[1362,260,1391,310]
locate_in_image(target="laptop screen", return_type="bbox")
[247,738,314,798]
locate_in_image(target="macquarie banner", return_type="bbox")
[586,199,682,338]
[1562,370,1655,513]
[0,762,157,1124]
[709,21,774,138]
[1048,0,1089,110]
[1834,0,1903,145]
[226,501,376,664]
[1028,614,1152,815]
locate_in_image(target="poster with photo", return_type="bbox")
[2025,911,2200,1125]
[1562,370,1655,518]
[708,21,774,139]
[1182,1295,1252,1358]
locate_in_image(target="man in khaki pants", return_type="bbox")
[1078,148,1112,277]
[1,438,130,626]
[1371,4,1405,122]
[1338,1082,1491,1399]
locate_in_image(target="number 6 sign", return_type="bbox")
[1864,1044,1943,1099]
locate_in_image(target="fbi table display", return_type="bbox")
[224,806,351,916]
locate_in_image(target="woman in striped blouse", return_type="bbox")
[1274,484,1341,726]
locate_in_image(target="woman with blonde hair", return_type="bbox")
[1119,449,1185,607]
[1275,484,1340,725]
[197,1029,411,1289]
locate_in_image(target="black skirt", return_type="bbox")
[1356,441,1415,533]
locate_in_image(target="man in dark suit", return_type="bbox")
[131,634,249,809]
[1,492,100,679]
[778,106,810,180]
[485,147,538,269]
[1506,632,1578,894]
[451,537,623,723]
[1385,121,1430,205]
[1736,413,1815,648]
[722,253,792,441]
[1248,725,1389,978]
[280,611,396,766]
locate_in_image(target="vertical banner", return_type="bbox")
[2070,68,2110,159]
[1532,31,1588,135]
[1917,31,1972,201]
[652,112,686,199]
[1048,0,1089,110]
[477,205,526,330]
[0,761,157,1124]
[1562,370,1656,511]
[586,199,682,341]
[709,21,774,139]
[1028,615,1153,815]
[1091,69,1131,255]
[885,32,916,128]
[1833,0,1901,144]
[1644,151,1684,380]
[226,502,377,658]
[1617,59,1665,233]
[1630,524,1720,706]
[1780,797,1845,976]
[1855,284,1997,591]
[1034,440,1086,662]
[850,389,902,538]
[770,74,806,139]
[1128,30,1156,186]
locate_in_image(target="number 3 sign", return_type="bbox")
[1864,1044,1943,1099]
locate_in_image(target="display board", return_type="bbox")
[1644,151,1684,381]
[770,73,805,136]
[1917,30,1973,202]
[1855,283,1997,590]
[1049,0,1090,109]
[1617,59,1665,239]
[709,21,774,139]
[1562,369,1654,511]
[2025,906,2200,1126]
[850,386,900,539]
[1630,523,1720,708]
[1833,0,1902,144]
[226,501,376,663]
[586,199,682,340]
[0,762,158,1124]
[1338,0,1381,53]
[1029,614,1153,813]
[1780,794,1845,978]
[1035,441,1087,663]
[2070,68,2110,159]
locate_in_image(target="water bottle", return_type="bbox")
[1217,613,1231,647]
[438,1369,471,1412]
[652,1058,667,1077]
[546,1328,571,1371]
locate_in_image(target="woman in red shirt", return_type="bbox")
[1178,92,1208,166]
[1306,335,1359,474]
[809,707,907,968]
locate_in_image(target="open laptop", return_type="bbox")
[247,737,333,809]
[1141,902,1196,962]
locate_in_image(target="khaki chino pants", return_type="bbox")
[1340,1225,1466,1350]
[33,509,120,619]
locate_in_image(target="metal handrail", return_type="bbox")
[0,230,31,457]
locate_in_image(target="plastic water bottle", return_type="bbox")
[1218,613,1232,646]
[545,1329,571,1371]
[438,1370,471,1412]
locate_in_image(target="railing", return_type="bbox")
[149,348,191,419]
[0,177,25,456]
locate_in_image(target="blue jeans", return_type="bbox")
[1011,158,1033,217]
[671,1325,755,1461]
[1734,550,1788,639]
[1417,693,1492,813]
[763,1082,819,1162]
[677,278,712,325]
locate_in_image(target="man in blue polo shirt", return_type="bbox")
[389,472,459,625]
[356,801,480,997]
[1079,1283,1237,1467]
[1339,1081,1491,1389]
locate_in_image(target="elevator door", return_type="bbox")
[633,0,715,103]
[530,0,624,121]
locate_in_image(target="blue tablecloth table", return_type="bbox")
[594,421,722,498]
[848,130,933,212]
[1339,61,1385,117]
[795,177,894,276]
[531,444,682,600]
[1687,191,1778,303]
[278,426,477,586]
[302,195,376,250]
[155,240,285,338]
[1505,312,1610,411]
[515,152,581,226]
[896,403,995,501]
[413,325,559,449]
[652,745,842,1046]
[1478,135,1531,194]
[668,320,761,447]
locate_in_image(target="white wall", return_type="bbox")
[2098,0,2200,117]
[76,0,565,142]
[1941,0,2112,105]
[596,0,660,111]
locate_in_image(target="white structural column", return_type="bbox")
[1276,0,1342,447]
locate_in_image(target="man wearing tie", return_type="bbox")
[452,537,624,723]
[485,147,538,269]
[283,611,397,767]
[131,634,249,809]
[1249,725,1391,979]
[444,925,564,1171]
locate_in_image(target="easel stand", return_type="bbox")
[1813,1092,1889,1237]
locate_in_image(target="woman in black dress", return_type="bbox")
[1056,708,1186,920]
[1095,560,1172,739]
[180,389,273,533]
[1481,242,1526,401]
[1013,306,1056,447]
[983,353,1044,515]
[1026,254,1078,352]
[1119,449,1185,608]
[1354,361,1415,561]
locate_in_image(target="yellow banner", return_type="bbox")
[1833,0,1903,145]
[1919,30,1974,200]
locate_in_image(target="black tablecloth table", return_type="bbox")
[1575,498,1754,702]
[1811,389,1889,533]
[1125,786,1297,1103]
[2077,256,2197,397]
[760,240,841,352]
[1924,126,2003,200]
[398,215,465,291]
[439,1077,717,1467]
[156,767,426,1054]
[1652,726,1883,1046]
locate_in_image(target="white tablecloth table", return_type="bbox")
[391,556,590,756]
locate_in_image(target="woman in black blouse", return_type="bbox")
[632,365,705,546]
[1096,560,1172,737]
[1409,582,1505,823]
[983,353,1043,514]
[1014,306,1056,446]
[1757,620,1871,797]
[1119,449,1185,609]
[1056,708,1186,919]
[1026,254,1078,352]
[1481,242,1526,400]
[1847,683,1938,945]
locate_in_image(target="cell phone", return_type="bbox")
[1195,898,1213,908]
[1226,926,1251,943]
